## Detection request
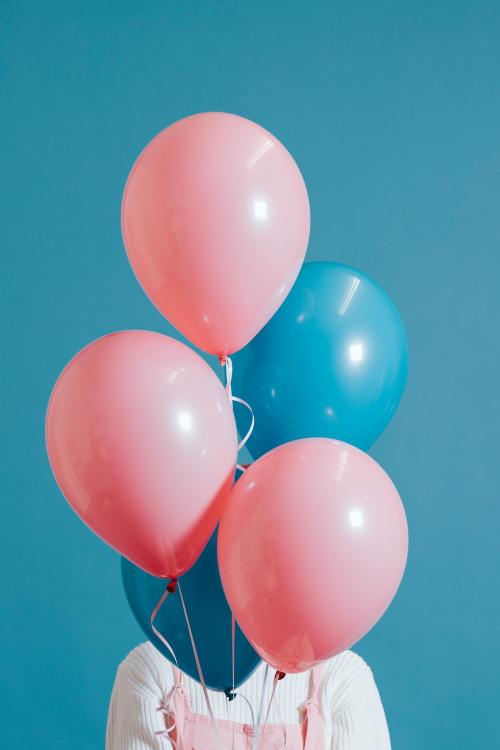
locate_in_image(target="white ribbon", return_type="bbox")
[218,355,255,472]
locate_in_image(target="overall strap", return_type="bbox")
[308,661,328,704]
[164,664,189,749]
[171,663,184,687]
[168,664,191,713]
[303,662,328,750]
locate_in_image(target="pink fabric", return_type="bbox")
[160,664,326,749]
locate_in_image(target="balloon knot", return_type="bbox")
[224,688,237,701]
[276,670,286,681]
[218,354,228,366]
[166,578,178,594]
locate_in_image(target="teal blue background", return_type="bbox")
[1,2,499,748]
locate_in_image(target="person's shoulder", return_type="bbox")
[321,650,378,713]
[115,642,173,699]
[325,649,374,680]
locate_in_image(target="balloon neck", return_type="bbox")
[224,688,237,701]
[218,354,229,366]
[166,578,178,594]
[275,670,286,681]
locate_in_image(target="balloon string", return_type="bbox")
[225,689,255,750]
[219,353,235,400]
[252,664,269,750]
[219,355,254,472]
[226,613,237,747]
[150,579,179,667]
[224,697,236,750]
[231,613,236,695]
[225,689,256,726]
[178,580,222,750]
[256,671,286,750]
[150,580,180,744]
[271,683,288,749]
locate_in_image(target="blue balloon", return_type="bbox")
[233,261,408,457]
[121,530,260,691]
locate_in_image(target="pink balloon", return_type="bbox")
[122,112,310,356]
[46,331,238,578]
[218,438,408,673]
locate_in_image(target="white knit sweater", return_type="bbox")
[106,642,391,749]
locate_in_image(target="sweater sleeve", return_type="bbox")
[322,652,391,750]
[106,643,174,750]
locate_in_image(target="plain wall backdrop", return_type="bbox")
[1,2,499,748]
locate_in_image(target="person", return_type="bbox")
[106,641,391,748]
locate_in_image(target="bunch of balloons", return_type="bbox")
[46,112,408,690]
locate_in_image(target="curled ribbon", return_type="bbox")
[150,579,179,668]
[218,355,254,472]
[150,580,179,746]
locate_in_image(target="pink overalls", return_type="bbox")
[160,664,326,749]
